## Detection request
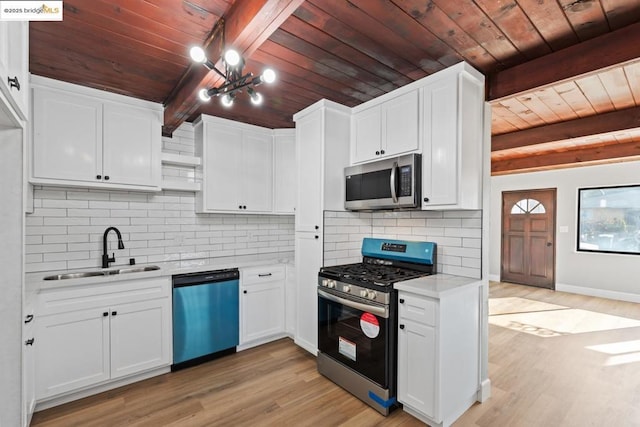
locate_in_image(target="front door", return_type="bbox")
[501,189,556,289]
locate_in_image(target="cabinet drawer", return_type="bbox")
[398,292,437,326]
[241,265,285,285]
[37,277,171,316]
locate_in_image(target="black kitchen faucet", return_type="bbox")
[102,227,125,268]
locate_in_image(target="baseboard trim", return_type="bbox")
[293,337,317,356]
[556,283,640,303]
[477,378,492,402]
[488,274,500,282]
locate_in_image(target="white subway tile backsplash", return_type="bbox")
[323,209,482,279]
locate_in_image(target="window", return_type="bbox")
[510,198,546,215]
[578,185,640,255]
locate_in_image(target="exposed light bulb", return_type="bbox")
[261,68,276,84]
[250,91,262,106]
[224,49,241,67]
[198,89,211,102]
[189,46,207,63]
[198,88,211,102]
[221,94,234,108]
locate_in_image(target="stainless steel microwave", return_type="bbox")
[345,153,421,210]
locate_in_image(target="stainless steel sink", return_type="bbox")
[116,266,160,274]
[43,265,160,280]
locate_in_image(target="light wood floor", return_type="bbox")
[32,282,640,427]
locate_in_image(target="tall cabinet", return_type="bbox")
[293,100,350,354]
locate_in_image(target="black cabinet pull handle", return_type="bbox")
[111,311,117,316]
[423,197,429,203]
[375,150,380,155]
[380,149,385,154]
[104,175,110,181]
[239,205,242,209]
[399,299,404,304]
[243,205,247,209]
[315,235,319,239]
[243,290,247,294]
[25,338,35,346]
[8,76,20,91]
[258,273,272,277]
[399,324,405,330]
[103,312,109,317]
[24,314,34,324]
[315,225,319,230]
[96,175,102,180]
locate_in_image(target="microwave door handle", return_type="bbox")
[390,161,398,203]
[318,289,389,318]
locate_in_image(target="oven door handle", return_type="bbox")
[318,289,389,318]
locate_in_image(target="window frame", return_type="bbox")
[577,184,640,256]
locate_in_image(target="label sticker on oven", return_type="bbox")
[338,337,357,361]
[360,313,380,338]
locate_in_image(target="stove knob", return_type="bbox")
[328,281,336,289]
[367,290,377,300]
[321,279,329,287]
[360,290,368,298]
[343,285,351,293]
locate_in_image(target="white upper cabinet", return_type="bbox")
[0,21,29,120]
[195,115,274,214]
[30,76,163,191]
[351,90,419,164]
[421,65,484,210]
[273,129,296,214]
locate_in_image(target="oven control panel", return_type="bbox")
[319,278,390,305]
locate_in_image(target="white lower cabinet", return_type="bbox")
[397,278,482,427]
[239,265,286,349]
[35,277,171,404]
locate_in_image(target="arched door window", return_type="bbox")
[510,198,546,215]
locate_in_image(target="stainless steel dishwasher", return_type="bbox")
[171,268,239,371]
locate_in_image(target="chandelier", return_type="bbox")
[190,45,276,108]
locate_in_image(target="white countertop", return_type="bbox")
[394,274,483,298]
[26,252,294,293]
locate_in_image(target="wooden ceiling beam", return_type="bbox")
[489,22,640,100]
[492,106,640,152]
[491,140,640,175]
[162,0,305,136]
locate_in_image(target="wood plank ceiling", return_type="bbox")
[29,0,640,175]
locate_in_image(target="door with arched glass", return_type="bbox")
[501,189,556,289]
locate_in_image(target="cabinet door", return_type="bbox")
[0,23,8,86]
[397,318,437,420]
[351,106,381,164]
[32,87,103,183]
[243,129,273,213]
[382,90,419,157]
[23,309,36,425]
[110,298,171,379]
[103,102,161,188]
[273,131,296,214]
[422,77,458,207]
[240,281,285,344]
[36,309,110,399]
[295,114,323,232]
[294,232,322,353]
[203,123,243,211]
[3,22,28,119]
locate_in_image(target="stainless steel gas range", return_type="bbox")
[317,238,437,415]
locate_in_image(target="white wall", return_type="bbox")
[490,160,640,301]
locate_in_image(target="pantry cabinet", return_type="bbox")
[35,277,172,403]
[351,90,419,164]
[293,99,351,354]
[0,21,29,119]
[30,76,162,191]
[421,66,484,210]
[195,115,273,214]
[239,265,286,349]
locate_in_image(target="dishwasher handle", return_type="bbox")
[172,268,239,287]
